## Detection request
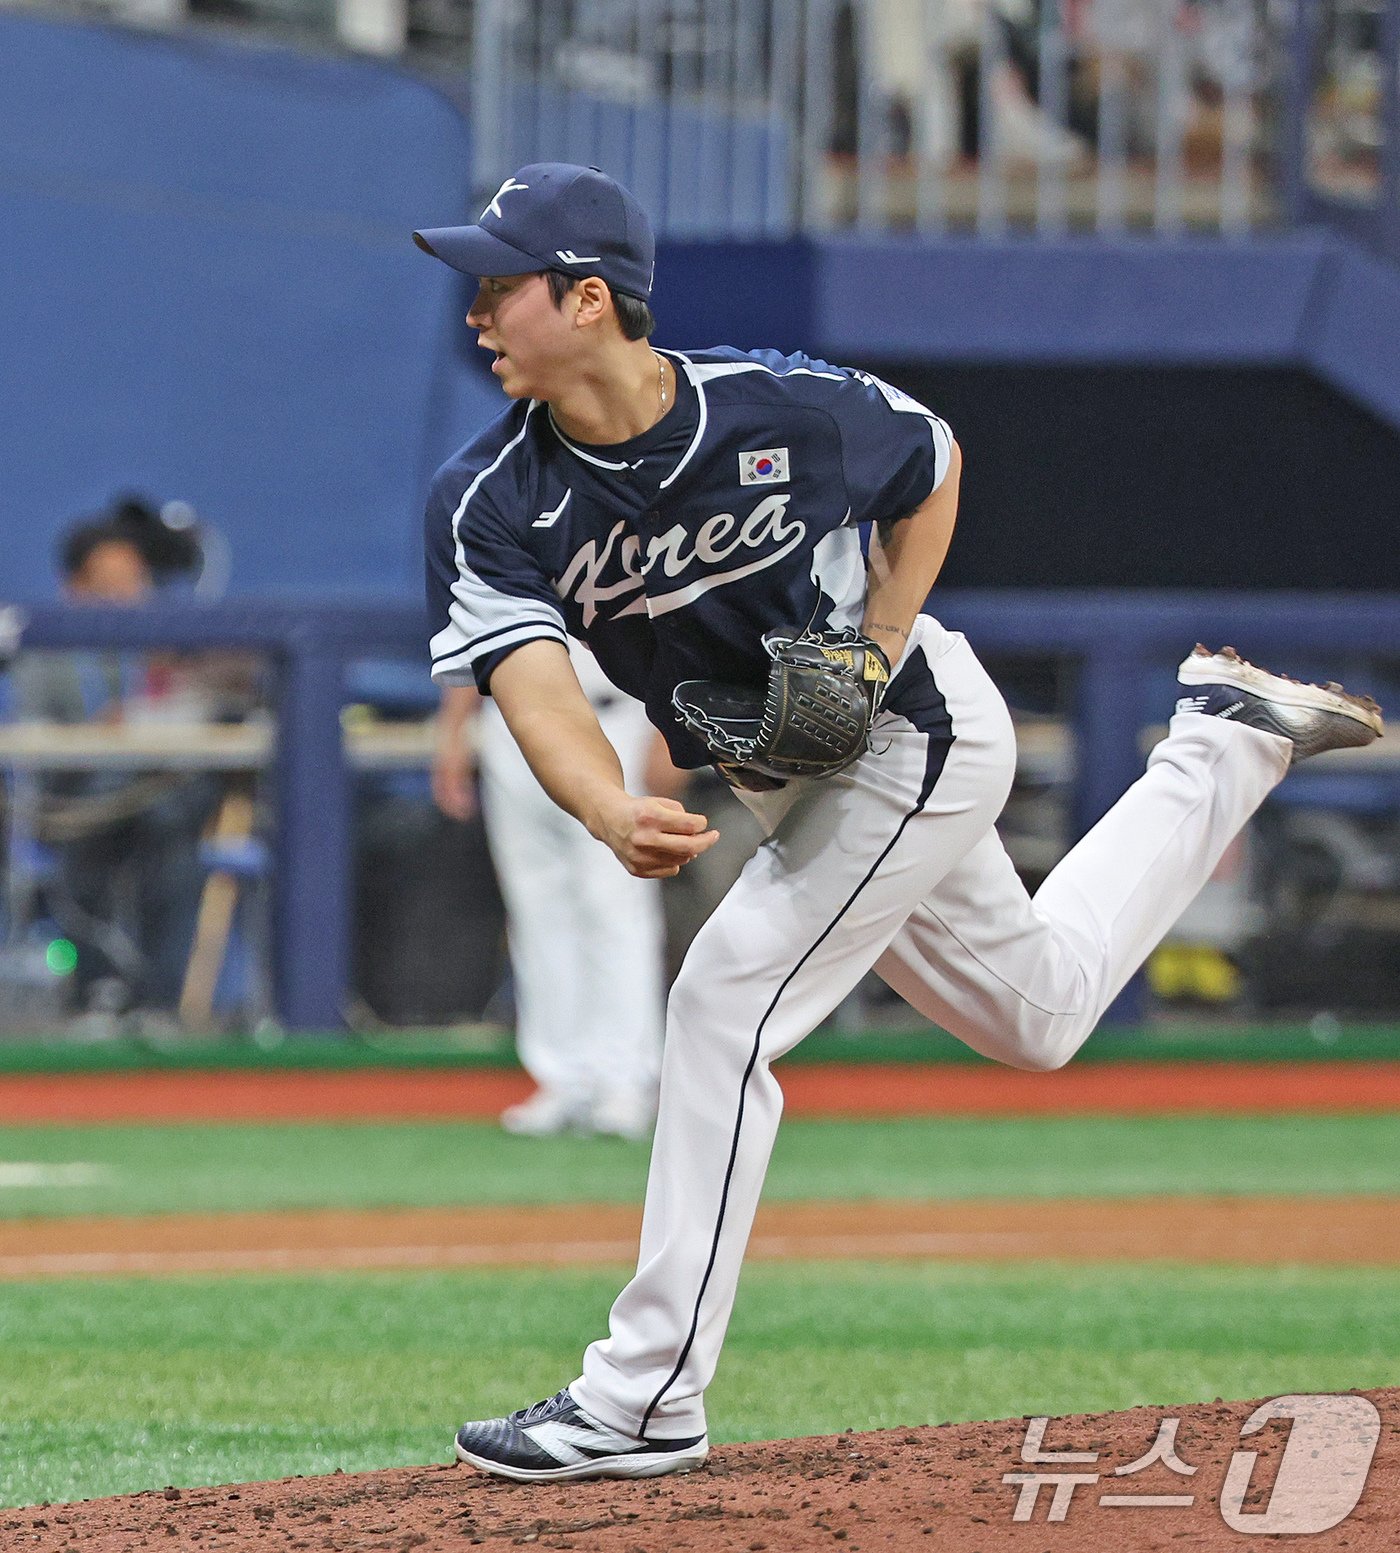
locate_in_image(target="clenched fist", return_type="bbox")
[592,794,719,879]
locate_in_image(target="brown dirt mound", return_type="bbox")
[15,1388,1397,1551]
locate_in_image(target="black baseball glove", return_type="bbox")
[672,627,892,786]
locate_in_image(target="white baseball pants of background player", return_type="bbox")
[571,612,1292,1439]
[477,683,664,1135]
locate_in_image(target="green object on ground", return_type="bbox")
[2,1261,1397,1508]
[0,1113,1396,1220]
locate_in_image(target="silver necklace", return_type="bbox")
[655,351,668,414]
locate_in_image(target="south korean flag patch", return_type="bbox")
[739,447,789,486]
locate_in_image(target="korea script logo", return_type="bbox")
[556,493,807,625]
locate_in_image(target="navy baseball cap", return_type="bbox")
[413,162,656,301]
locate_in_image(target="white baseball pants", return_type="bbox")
[572,613,1291,1440]
[478,695,664,1109]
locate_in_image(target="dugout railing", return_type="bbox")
[4,592,1398,1032]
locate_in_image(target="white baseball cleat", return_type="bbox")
[1176,645,1384,764]
[454,1388,709,1481]
[499,1089,592,1137]
[588,1088,657,1142]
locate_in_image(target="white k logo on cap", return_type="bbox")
[484,176,530,220]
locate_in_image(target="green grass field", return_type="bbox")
[3,1262,1398,1509]
[2,1112,1398,1219]
[2,1110,1398,1508]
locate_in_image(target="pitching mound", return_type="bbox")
[15,1389,1396,1551]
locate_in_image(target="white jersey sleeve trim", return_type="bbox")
[926,414,954,491]
[685,360,846,384]
[430,402,569,677]
[430,620,570,684]
[851,370,954,492]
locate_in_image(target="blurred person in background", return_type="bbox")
[432,641,666,1140]
[842,0,1089,166]
[657,766,764,985]
[13,517,222,1035]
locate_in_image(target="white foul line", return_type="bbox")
[0,1163,112,1188]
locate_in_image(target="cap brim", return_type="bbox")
[412,224,543,278]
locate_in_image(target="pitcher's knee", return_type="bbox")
[666,960,754,1050]
[993,1008,1096,1072]
[665,963,711,1040]
[1005,1034,1077,1073]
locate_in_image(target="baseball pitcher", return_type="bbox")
[415,163,1384,1482]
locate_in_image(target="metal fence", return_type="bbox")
[456,0,1400,248]
[454,0,1292,235]
[17,0,1397,250]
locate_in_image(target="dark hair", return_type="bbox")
[57,493,205,583]
[107,494,202,579]
[545,269,656,341]
[58,520,147,581]
[57,494,202,582]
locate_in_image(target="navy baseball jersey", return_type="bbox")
[425,347,954,767]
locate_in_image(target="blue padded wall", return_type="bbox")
[0,11,493,602]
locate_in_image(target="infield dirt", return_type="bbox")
[5,1194,1400,1278]
[15,1388,1396,1551]
[5,1060,1400,1122]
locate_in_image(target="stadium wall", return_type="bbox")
[2,10,1398,604]
[0,10,484,603]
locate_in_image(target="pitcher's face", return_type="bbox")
[467,273,576,401]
